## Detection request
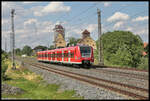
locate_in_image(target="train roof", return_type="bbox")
[37,45,91,53]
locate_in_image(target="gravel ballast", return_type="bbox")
[35,62,148,90]
[2,83,24,95]
[23,63,127,99]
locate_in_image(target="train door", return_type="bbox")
[68,50,70,63]
[48,52,51,61]
[60,51,62,62]
[52,52,55,61]
[70,49,75,62]
[62,50,64,63]
[64,50,68,62]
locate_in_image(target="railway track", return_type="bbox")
[90,68,148,80]
[20,57,148,80]
[21,59,148,100]
[93,65,148,72]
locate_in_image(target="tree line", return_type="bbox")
[3,30,148,69]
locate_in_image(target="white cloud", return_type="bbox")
[135,28,148,35]
[113,21,125,29]
[86,24,97,32]
[34,2,71,16]
[22,2,35,4]
[104,2,111,7]
[126,27,133,31]
[42,2,70,13]
[107,12,130,22]
[2,2,33,19]
[2,19,9,26]
[132,16,148,22]
[34,11,43,16]
[24,18,37,26]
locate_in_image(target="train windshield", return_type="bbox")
[80,46,91,57]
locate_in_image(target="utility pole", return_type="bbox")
[5,37,7,52]
[11,9,16,70]
[97,8,104,66]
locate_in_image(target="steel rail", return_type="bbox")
[21,60,148,100]
[90,68,148,80]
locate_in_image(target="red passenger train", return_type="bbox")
[37,45,94,66]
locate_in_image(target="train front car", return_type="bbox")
[79,45,94,66]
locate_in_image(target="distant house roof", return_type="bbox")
[55,24,63,29]
[142,51,147,56]
[144,42,148,48]
[82,29,90,35]
[142,42,148,56]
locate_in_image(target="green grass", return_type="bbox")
[2,65,83,99]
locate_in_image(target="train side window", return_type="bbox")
[64,52,67,58]
[51,53,53,58]
[57,53,59,58]
[66,52,68,58]
[64,52,65,58]
[46,53,48,58]
[60,53,62,58]
[53,53,54,58]
[71,52,74,58]
[48,53,51,58]
[55,53,58,58]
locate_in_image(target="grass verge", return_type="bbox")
[2,60,83,99]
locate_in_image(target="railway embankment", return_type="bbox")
[2,59,83,99]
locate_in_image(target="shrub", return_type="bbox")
[2,53,8,81]
[95,30,143,67]
[2,62,8,81]
[137,57,148,70]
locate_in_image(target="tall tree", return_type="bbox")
[15,48,22,56]
[22,45,32,56]
[49,45,55,49]
[67,37,80,46]
[33,45,48,51]
[95,30,143,67]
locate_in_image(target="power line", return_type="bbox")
[66,3,97,23]
[103,10,148,29]
[69,12,97,30]
[67,2,130,33]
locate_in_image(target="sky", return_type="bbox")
[2,1,149,52]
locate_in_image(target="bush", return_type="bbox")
[1,53,8,81]
[2,62,8,81]
[137,57,148,70]
[95,30,143,68]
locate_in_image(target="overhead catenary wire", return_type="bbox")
[103,9,148,29]
[66,3,97,23]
